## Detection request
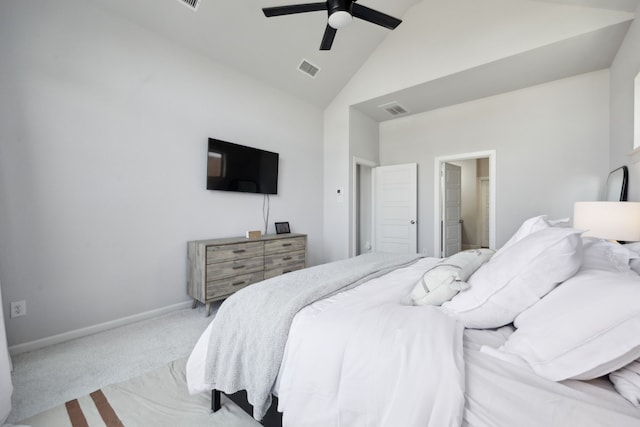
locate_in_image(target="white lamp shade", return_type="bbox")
[573,201,640,241]
[328,11,352,29]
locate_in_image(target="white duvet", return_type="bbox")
[276,258,465,426]
[187,256,640,426]
[188,258,466,427]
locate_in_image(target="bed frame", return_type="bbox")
[212,389,283,427]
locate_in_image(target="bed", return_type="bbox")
[186,215,640,426]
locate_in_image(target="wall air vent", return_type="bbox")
[298,59,320,78]
[378,101,410,117]
[176,0,201,11]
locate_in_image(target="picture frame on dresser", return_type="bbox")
[275,222,290,234]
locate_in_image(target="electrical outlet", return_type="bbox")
[10,300,26,318]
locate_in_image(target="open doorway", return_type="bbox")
[434,151,496,257]
[352,157,377,256]
[352,159,417,256]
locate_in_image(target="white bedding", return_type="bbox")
[275,258,464,426]
[463,328,640,427]
[187,255,640,427]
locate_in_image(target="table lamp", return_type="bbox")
[573,201,640,242]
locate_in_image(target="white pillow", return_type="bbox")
[624,242,640,275]
[442,226,582,328]
[495,269,640,381]
[582,237,633,273]
[498,215,570,254]
[409,249,494,306]
[609,359,640,406]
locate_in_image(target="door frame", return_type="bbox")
[351,157,378,257]
[434,150,497,257]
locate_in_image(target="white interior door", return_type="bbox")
[442,163,462,257]
[374,164,417,253]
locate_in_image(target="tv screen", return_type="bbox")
[207,138,279,195]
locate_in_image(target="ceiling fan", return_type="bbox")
[262,0,402,51]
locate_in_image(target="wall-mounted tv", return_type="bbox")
[207,138,279,195]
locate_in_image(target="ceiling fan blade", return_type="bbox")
[263,3,327,17]
[320,25,337,50]
[351,3,402,30]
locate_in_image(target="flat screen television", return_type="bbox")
[207,138,279,195]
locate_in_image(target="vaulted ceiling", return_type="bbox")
[89,0,639,112]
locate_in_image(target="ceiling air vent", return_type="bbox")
[298,59,320,78]
[378,101,410,117]
[176,0,201,11]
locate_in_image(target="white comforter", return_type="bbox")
[275,258,465,426]
[187,255,640,427]
[187,258,465,426]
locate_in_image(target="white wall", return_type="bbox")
[0,0,324,346]
[610,5,640,199]
[349,109,381,163]
[380,70,611,254]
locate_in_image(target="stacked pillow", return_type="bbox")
[624,241,640,275]
[448,215,640,406]
[486,268,640,381]
[610,360,640,406]
[441,215,583,328]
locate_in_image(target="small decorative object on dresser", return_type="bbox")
[275,222,290,234]
[246,230,262,239]
[187,233,306,316]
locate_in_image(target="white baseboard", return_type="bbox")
[9,301,193,355]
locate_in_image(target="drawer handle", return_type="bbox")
[282,256,292,261]
[231,280,246,286]
[282,243,292,247]
[232,265,246,270]
[232,249,246,254]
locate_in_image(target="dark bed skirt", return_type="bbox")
[213,389,283,427]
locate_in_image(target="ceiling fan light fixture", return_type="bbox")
[328,11,352,29]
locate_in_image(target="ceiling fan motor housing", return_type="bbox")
[328,0,353,14]
[327,0,353,29]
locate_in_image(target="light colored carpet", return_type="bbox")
[16,358,259,427]
[6,303,259,425]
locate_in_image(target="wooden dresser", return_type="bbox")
[187,233,306,316]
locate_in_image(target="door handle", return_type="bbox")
[410,220,416,224]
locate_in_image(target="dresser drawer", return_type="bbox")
[264,261,305,280]
[206,256,264,280]
[265,249,305,270]
[206,271,264,300]
[206,241,264,263]
[264,236,306,255]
